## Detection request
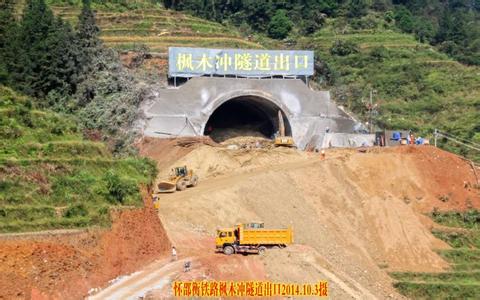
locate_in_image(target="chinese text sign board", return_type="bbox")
[169,47,314,77]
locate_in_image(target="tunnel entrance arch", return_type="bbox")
[203,95,292,143]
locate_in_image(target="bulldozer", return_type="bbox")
[157,166,198,193]
[274,110,295,147]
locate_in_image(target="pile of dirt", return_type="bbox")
[220,135,273,149]
[136,137,200,171]
[0,190,170,300]
[208,126,268,143]
[150,144,479,299]
[158,145,308,180]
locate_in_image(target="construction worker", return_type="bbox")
[321,149,326,159]
[171,246,177,261]
[184,261,191,272]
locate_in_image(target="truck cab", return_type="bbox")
[215,228,235,250]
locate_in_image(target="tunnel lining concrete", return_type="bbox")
[202,94,293,139]
[144,77,358,149]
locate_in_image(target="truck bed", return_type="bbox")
[239,228,293,245]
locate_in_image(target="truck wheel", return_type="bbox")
[272,245,280,249]
[258,246,267,255]
[223,245,234,255]
[189,175,198,187]
[176,180,187,191]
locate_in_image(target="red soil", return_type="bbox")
[0,190,170,300]
[391,146,479,211]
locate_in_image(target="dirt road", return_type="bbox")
[88,258,187,299]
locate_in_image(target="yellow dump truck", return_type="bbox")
[215,222,293,255]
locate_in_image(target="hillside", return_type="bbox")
[42,1,479,161]
[0,86,157,232]
[47,2,264,54]
[1,0,479,299]
[296,17,480,161]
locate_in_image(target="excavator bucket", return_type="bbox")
[157,181,177,193]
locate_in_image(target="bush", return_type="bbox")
[63,203,89,218]
[267,10,293,40]
[330,40,359,56]
[370,46,389,62]
[102,170,138,204]
[394,6,414,33]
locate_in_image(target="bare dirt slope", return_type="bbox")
[140,143,479,299]
[0,190,171,300]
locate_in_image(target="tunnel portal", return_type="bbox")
[203,96,292,142]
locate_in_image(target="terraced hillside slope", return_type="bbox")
[297,18,480,161]
[49,3,264,55]
[0,86,157,232]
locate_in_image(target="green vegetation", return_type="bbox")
[267,10,292,40]
[44,2,264,53]
[160,0,479,161]
[431,209,480,229]
[0,86,157,232]
[391,210,480,299]
[393,282,480,299]
[432,230,480,249]
[1,0,155,151]
[297,19,480,161]
[165,0,480,66]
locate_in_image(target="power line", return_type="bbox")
[436,132,480,152]
[436,130,480,148]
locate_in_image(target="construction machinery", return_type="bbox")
[215,222,293,255]
[274,110,295,147]
[157,166,198,193]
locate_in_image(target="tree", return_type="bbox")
[413,18,434,43]
[302,10,326,35]
[0,0,16,84]
[14,0,56,96]
[347,0,368,18]
[394,5,414,33]
[76,0,102,76]
[267,10,293,40]
[44,18,80,97]
[0,0,15,50]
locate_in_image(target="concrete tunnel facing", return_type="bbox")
[144,77,359,149]
[202,95,292,142]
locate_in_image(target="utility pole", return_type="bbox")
[434,129,437,147]
[369,89,373,133]
[367,89,377,134]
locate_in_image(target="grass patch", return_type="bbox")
[393,282,480,299]
[437,249,480,264]
[431,210,480,229]
[432,230,480,248]
[390,209,480,298]
[390,271,480,283]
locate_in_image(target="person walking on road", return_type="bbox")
[172,246,177,261]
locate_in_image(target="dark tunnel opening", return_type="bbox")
[203,96,291,143]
